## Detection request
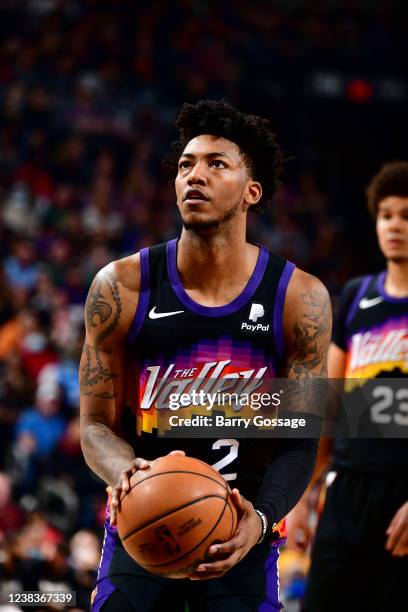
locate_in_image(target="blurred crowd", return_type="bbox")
[0,1,402,610]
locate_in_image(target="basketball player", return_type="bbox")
[79,100,331,611]
[287,161,408,611]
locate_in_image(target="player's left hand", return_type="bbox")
[385,501,408,557]
[189,488,263,580]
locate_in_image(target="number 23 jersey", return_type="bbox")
[332,272,408,472]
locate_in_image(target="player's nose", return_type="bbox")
[387,215,402,230]
[187,161,207,185]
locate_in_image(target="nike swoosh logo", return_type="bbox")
[359,296,384,309]
[149,306,184,319]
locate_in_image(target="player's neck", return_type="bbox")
[384,260,408,297]
[177,229,258,293]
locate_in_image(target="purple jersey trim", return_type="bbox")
[166,238,269,318]
[377,271,408,304]
[91,519,118,612]
[258,546,282,611]
[127,247,150,346]
[346,275,372,328]
[273,261,295,363]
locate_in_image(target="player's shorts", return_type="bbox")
[91,517,283,612]
[303,469,408,612]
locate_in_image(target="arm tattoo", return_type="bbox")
[285,289,331,412]
[81,422,135,485]
[86,281,112,328]
[80,272,135,484]
[80,273,122,399]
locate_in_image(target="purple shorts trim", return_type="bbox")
[91,527,283,611]
[258,546,283,611]
[91,519,119,612]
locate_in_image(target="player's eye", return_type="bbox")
[178,160,191,169]
[210,159,227,168]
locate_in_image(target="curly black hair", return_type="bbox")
[170,99,284,212]
[367,161,408,218]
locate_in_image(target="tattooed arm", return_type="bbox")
[254,270,332,534]
[79,256,140,486]
[283,268,332,408]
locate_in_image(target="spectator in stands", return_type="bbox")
[13,384,65,490]
[3,240,39,291]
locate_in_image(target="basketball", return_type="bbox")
[116,455,238,578]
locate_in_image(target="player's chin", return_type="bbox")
[384,248,408,262]
[181,213,220,232]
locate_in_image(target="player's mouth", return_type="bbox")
[184,189,210,204]
[386,238,405,248]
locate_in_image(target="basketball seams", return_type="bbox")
[116,457,237,577]
[120,469,227,504]
[225,500,237,540]
[121,492,227,540]
[127,492,230,570]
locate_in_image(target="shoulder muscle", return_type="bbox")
[84,253,141,345]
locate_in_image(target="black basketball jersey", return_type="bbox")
[332,272,408,472]
[121,238,295,539]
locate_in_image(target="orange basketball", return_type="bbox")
[116,454,238,578]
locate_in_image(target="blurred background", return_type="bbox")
[0,1,407,610]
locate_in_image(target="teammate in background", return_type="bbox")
[287,161,408,611]
[79,100,331,611]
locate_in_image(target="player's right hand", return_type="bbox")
[109,450,185,526]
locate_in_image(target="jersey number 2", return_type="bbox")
[211,439,239,481]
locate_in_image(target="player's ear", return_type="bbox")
[243,181,262,211]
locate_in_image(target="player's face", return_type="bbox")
[175,135,261,232]
[376,196,408,263]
